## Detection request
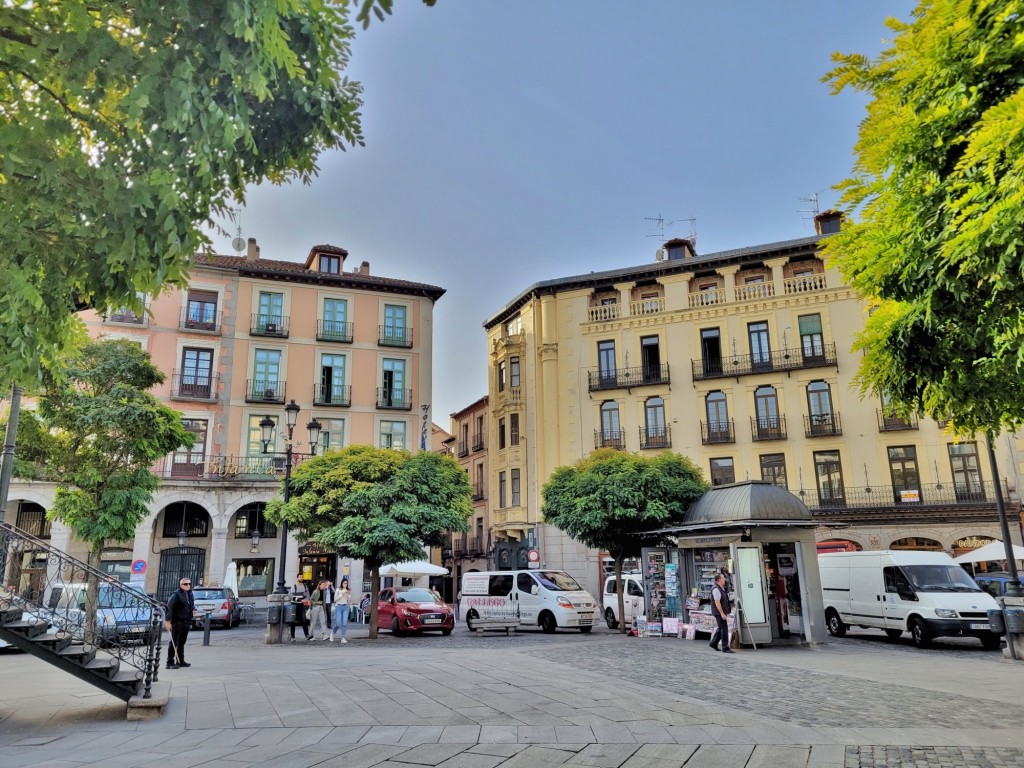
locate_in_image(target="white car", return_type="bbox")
[603,572,644,630]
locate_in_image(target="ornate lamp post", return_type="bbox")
[260,400,321,595]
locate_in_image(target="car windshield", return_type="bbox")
[902,565,982,592]
[396,588,442,604]
[97,585,148,609]
[535,571,583,591]
[192,589,226,600]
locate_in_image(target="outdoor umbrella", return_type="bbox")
[953,540,1024,564]
[378,560,449,578]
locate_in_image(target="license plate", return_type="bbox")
[196,604,216,612]
[423,618,442,624]
[970,623,990,630]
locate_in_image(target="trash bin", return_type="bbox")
[282,602,299,625]
[267,604,282,625]
[987,608,1005,634]
[1004,608,1024,634]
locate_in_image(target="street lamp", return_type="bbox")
[177,501,187,549]
[249,527,261,554]
[260,399,322,594]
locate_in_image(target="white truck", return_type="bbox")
[819,550,1001,649]
[461,570,597,633]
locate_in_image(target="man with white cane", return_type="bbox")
[165,577,194,669]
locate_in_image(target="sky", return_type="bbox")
[209,1,916,422]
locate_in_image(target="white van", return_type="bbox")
[461,570,598,633]
[602,572,643,629]
[819,550,1001,649]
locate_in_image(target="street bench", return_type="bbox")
[469,617,519,636]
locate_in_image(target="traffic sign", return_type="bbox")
[131,559,147,575]
[527,549,540,569]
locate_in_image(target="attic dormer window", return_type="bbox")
[319,255,341,274]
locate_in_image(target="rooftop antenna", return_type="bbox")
[646,213,697,259]
[797,190,828,231]
[229,207,245,254]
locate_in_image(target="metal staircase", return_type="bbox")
[0,522,164,702]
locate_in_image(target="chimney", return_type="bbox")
[664,238,696,260]
[814,210,843,235]
[246,237,259,262]
[359,260,370,276]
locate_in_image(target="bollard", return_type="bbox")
[203,610,212,646]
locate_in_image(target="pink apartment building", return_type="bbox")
[3,239,444,604]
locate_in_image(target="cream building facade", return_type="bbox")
[483,214,1023,598]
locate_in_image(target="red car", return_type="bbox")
[378,587,454,636]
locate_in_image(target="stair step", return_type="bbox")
[58,644,97,664]
[0,608,23,625]
[111,669,145,686]
[33,632,73,652]
[4,620,50,638]
[84,657,120,678]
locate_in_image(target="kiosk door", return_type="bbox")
[731,543,772,645]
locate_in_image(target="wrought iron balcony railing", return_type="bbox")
[805,412,842,437]
[472,483,485,501]
[313,383,351,407]
[108,309,146,325]
[701,420,735,445]
[180,309,221,333]
[377,387,413,410]
[151,454,309,481]
[250,314,289,337]
[317,319,354,343]
[472,433,485,452]
[877,410,919,431]
[751,415,787,441]
[171,371,219,401]
[639,425,671,450]
[691,343,837,381]
[457,440,469,458]
[378,325,413,348]
[594,429,626,450]
[246,379,286,404]
[798,481,1000,512]
[588,363,671,392]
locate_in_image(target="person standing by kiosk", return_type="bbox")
[709,573,734,653]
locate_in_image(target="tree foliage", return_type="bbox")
[541,449,708,631]
[0,0,425,386]
[265,445,472,638]
[822,0,1024,435]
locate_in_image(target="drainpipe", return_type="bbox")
[0,385,23,523]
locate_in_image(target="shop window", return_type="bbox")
[234,558,274,596]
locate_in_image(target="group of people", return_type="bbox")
[289,574,355,643]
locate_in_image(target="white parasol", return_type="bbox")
[378,560,449,578]
[953,540,1024,564]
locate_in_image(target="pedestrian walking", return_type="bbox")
[330,578,352,643]
[455,590,462,622]
[165,577,194,669]
[309,579,330,640]
[322,579,335,630]
[289,573,312,642]
[709,573,734,653]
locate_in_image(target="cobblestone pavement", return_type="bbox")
[847,746,1024,767]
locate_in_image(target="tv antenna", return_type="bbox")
[797,190,828,230]
[229,207,245,254]
[645,213,696,245]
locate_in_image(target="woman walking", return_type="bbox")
[330,578,352,643]
[309,579,331,641]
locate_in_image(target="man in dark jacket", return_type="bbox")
[165,577,195,668]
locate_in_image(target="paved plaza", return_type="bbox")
[1,623,1022,767]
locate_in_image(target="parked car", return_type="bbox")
[191,587,241,629]
[972,572,1018,599]
[378,587,454,636]
[46,582,154,646]
[603,572,644,630]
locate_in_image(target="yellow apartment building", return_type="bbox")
[3,238,445,604]
[483,213,1023,597]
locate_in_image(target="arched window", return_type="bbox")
[598,401,622,448]
[754,385,779,430]
[806,380,836,434]
[705,391,728,433]
[645,397,666,434]
[234,502,278,539]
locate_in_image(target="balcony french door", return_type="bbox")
[181,348,213,398]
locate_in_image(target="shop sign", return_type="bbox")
[956,536,994,549]
[673,534,742,549]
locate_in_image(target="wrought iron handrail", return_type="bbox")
[691,343,837,380]
[151,454,309,480]
[587,363,671,391]
[796,481,1002,511]
[594,429,626,450]
[0,522,163,699]
[701,419,735,445]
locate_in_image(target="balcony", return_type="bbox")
[313,383,351,407]
[108,309,146,325]
[588,363,671,392]
[691,343,837,381]
[588,304,621,322]
[701,420,735,445]
[877,410,919,431]
[152,454,310,481]
[639,425,671,450]
[246,379,286,404]
[784,273,828,294]
[594,429,626,450]
[798,481,1004,524]
[734,283,775,301]
[805,412,842,438]
[317,319,354,343]
[250,314,289,337]
[493,331,524,351]
[378,325,413,348]
[472,433,485,452]
[377,387,413,410]
[457,440,469,458]
[631,297,665,316]
[751,415,787,441]
[688,291,726,309]
[171,371,218,401]
[180,309,221,333]
[472,483,485,501]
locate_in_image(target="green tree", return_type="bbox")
[822,1,1024,436]
[265,445,472,639]
[541,449,708,633]
[18,340,192,634]
[0,0,426,387]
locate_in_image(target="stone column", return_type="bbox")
[208,528,228,588]
[764,257,790,298]
[614,281,634,317]
[717,265,740,304]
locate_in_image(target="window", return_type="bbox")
[172,419,207,476]
[319,254,341,274]
[754,385,781,436]
[489,574,513,596]
[949,442,985,501]
[499,471,507,508]
[705,391,729,437]
[510,356,521,388]
[248,415,276,456]
[318,418,345,452]
[322,298,349,339]
[498,417,506,450]
[185,290,218,330]
[799,314,824,359]
[383,304,408,344]
[600,401,620,442]
[517,573,535,593]
[806,380,834,433]
[252,349,281,398]
[700,328,722,376]
[710,458,735,486]
[382,358,407,407]
[505,316,522,336]
[475,463,484,495]
[319,353,347,404]
[15,502,50,539]
[641,336,661,382]
[233,559,274,597]
[233,503,277,539]
[511,469,521,506]
[760,454,787,487]
[748,321,771,368]
[256,292,284,332]
[380,421,406,449]
[497,361,506,392]
[510,413,520,446]
[110,291,147,323]
[598,341,616,385]
[644,396,667,445]
[181,348,214,398]
[814,450,845,505]
[161,502,208,538]
[888,446,921,502]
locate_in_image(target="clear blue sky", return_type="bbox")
[211,1,914,422]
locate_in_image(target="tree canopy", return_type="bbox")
[265,445,472,637]
[822,0,1024,436]
[541,448,708,631]
[0,0,426,386]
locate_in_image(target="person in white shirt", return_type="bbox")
[330,578,352,643]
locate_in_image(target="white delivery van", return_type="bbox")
[461,570,598,633]
[819,550,1001,649]
[602,572,643,630]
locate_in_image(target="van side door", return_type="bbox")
[516,573,541,623]
[488,574,514,620]
[883,566,917,628]
[625,578,644,624]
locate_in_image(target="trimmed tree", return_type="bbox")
[541,449,708,633]
[265,445,473,639]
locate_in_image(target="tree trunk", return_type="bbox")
[615,554,627,634]
[85,545,102,644]
[369,566,380,639]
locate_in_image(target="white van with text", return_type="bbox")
[461,570,597,633]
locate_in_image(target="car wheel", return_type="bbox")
[442,628,452,636]
[884,628,903,640]
[391,616,403,637]
[909,617,931,648]
[826,609,847,637]
[604,608,618,630]
[981,633,1002,651]
[465,610,478,632]
[579,625,592,634]
[539,612,557,634]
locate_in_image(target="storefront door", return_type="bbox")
[731,543,772,645]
